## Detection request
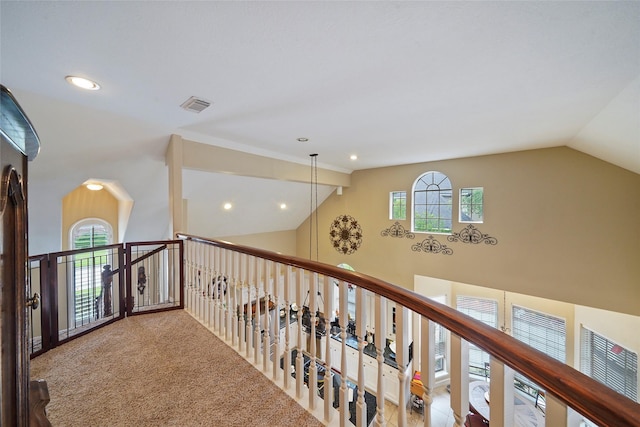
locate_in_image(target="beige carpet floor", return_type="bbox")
[30,310,323,427]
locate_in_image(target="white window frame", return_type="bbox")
[68,218,114,326]
[389,191,407,220]
[459,187,484,223]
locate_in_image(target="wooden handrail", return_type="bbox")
[178,233,640,426]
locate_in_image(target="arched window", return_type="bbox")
[68,219,114,325]
[71,218,113,249]
[412,171,452,233]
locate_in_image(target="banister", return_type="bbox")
[177,233,640,427]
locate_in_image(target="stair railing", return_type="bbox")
[178,233,640,427]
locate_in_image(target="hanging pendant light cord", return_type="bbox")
[309,154,319,261]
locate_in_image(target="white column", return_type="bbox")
[450,334,470,427]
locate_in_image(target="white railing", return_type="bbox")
[178,234,640,427]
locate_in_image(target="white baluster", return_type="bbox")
[263,260,271,373]
[245,255,252,359]
[239,254,246,353]
[489,358,515,427]
[272,262,281,381]
[254,257,261,364]
[396,305,408,427]
[309,272,318,410]
[356,286,366,427]
[323,275,334,423]
[374,295,387,427]
[339,280,349,427]
[450,334,470,427]
[283,265,292,390]
[295,268,305,399]
[420,317,435,427]
[546,393,568,426]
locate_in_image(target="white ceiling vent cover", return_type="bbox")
[180,96,211,113]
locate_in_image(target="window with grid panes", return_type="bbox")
[456,296,497,376]
[425,296,448,372]
[70,219,113,324]
[390,191,406,220]
[412,171,452,233]
[580,327,637,401]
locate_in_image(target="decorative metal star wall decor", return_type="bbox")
[380,222,415,239]
[329,214,363,255]
[411,236,453,255]
[447,224,498,245]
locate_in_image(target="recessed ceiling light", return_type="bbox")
[65,75,101,90]
[223,202,232,210]
[350,154,358,161]
[297,137,309,142]
[86,183,103,191]
[280,203,287,210]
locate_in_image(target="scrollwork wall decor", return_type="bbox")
[447,224,498,245]
[329,214,363,255]
[411,236,453,255]
[380,222,415,239]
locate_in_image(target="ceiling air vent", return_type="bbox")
[180,96,211,113]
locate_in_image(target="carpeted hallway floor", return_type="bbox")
[30,310,323,427]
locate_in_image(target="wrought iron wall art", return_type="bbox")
[411,236,453,255]
[380,221,415,239]
[447,224,498,245]
[329,214,363,255]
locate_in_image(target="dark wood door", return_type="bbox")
[0,142,30,426]
[1,84,39,426]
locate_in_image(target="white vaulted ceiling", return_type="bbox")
[1,1,638,252]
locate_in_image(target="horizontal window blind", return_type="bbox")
[512,305,566,363]
[581,327,637,401]
[457,296,497,370]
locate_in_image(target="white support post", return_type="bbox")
[374,295,387,427]
[489,358,515,427]
[420,317,435,427]
[450,334,470,427]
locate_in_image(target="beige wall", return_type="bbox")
[62,186,119,250]
[215,229,297,255]
[297,147,640,316]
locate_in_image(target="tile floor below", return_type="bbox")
[382,384,454,427]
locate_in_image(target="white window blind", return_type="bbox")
[457,296,497,372]
[512,305,566,363]
[581,327,637,401]
[511,306,566,397]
